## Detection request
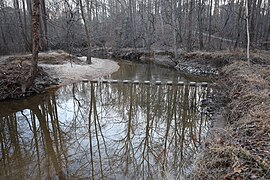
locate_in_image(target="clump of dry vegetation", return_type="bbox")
[181,49,270,67]
[0,51,76,101]
[193,61,270,179]
[0,51,87,101]
[0,62,58,101]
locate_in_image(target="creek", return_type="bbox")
[0,61,212,179]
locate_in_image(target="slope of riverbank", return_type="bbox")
[84,48,270,75]
[192,60,270,179]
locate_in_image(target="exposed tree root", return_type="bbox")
[0,59,58,101]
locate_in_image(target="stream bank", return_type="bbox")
[191,55,270,179]
[82,48,270,75]
[0,51,119,101]
[167,50,270,179]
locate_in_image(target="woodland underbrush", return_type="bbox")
[181,49,270,66]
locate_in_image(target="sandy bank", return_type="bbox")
[40,57,119,85]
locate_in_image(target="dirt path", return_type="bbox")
[40,56,119,85]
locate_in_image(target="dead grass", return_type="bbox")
[182,49,270,68]
[193,60,270,179]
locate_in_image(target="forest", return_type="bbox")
[0,0,270,56]
[0,0,270,179]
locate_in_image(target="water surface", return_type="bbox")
[0,62,211,179]
[106,61,211,82]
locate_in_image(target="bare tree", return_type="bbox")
[14,0,31,51]
[79,0,92,64]
[234,0,244,49]
[245,0,250,66]
[197,0,204,50]
[172,0,178,58]
[40,0,48,51]
[187,0,194,52]
[129,0,136,48]
[1,0,270,55]
[32,0,40,74]
[208,0,213,48]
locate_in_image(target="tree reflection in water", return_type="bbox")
[0,82,211,179]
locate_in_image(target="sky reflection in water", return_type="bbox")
[0,63,211,179]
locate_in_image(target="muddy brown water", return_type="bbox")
[0,61,212,179]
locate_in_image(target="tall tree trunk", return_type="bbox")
[187,0,194,52]
[79,0,92,64]
[19,0,39,93]
[129,0,135,48]
[265,2,270,50]
[159,0,165,45]
[132,0,137,48]
[177,0,183,44]
[249,0,256,47]
[0,25,8,52]
[22,0,30,51]
[40,0,48,51]
[26,0,32,47]
[95,0,99,32]
[198,0,204,50]
[146,0,152,51]
[255,0,263,46]
[0,6,9,53]
[208,0,213,48]
[14,0,30,52]
[172,0,178,58]
[246,0,250,66]
[234,0,244,49]
[32,0,40,74]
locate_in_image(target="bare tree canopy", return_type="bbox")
[0,0,269,55]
